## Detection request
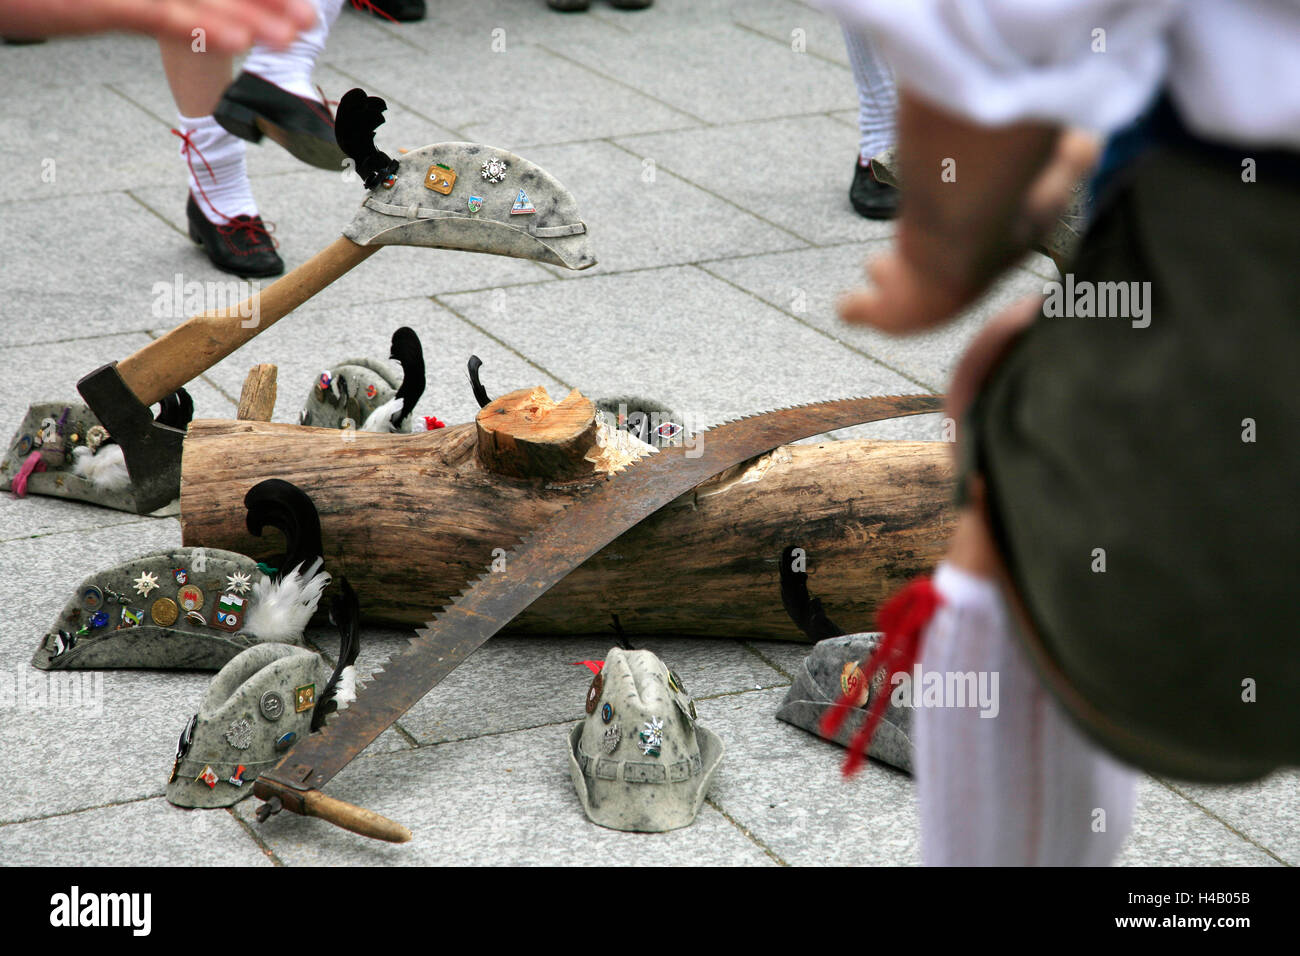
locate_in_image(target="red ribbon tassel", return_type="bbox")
[570,661,604,675]
[819,576,944,777]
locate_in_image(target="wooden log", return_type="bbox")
[180,416,955,641]
[236,364,278,422]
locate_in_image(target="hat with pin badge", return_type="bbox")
[167,578,362,808]
[593,396,687,450]
[300,327,429,434]
[567,647,723,832]
[166,643,324,808]
[0,391,193,514]
[774,545,913,772]
[336,102,596,271]
[775,633,915,773]
[32,480,331,671]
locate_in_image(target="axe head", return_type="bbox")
[342,142,596,271]
[75,364,185,513]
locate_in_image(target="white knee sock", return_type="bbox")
[913,562,1139,866]
[240,0,346,100]
[175,114,258,221]
[841,24,897,162]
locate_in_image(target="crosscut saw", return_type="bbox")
[253,393,944,842]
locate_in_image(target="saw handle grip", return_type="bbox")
[117,237,380,408]
[301,790,412,844]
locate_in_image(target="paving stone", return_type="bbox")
[0,797,271,866]
[438,265,923,427]
[232,724,775,865]
[396,635,786,745]
[1117,776,1282,867]
[704,246,1051,391]
[320,11,436,65]
[1167,771,1300,866]
[329,0,636,59]
[332,43,698,149]
[0,193,203,345]
[547,19,854,125]
[733,2,855,67]
[705,688,920,865]
[515,140,807,277]
[619,117,894,245]
[0,333,234,427]
[0,496,143,544]
[0,33,165,94]
[0,83,176,204]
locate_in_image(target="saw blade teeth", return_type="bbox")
[291,393,945,774]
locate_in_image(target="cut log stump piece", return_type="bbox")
[237,364,278,422]
[475,386,600,482]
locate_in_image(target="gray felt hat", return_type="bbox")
[299,357,399,431]
[0,400,187,514]
[300,327,428,433]
[344,142,596,271]
[568,648,723,832]
[167,643,323,808]
[32,547,318,671]
[775,633,914,773]
[592,395,688,450]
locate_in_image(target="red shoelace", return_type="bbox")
[350,0,399,24]
[171,127,278,250]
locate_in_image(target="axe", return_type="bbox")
[3,89,594,514]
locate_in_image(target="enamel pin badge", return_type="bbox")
[510,189,535,215]
[424,163,457,195]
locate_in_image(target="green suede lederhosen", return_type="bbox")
[965,130,1300,782]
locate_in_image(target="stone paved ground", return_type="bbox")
[0,0,1292,866]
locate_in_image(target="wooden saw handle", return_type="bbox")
[302,790,412,843]
[118,236,380,407]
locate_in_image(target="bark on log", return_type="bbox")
[237,364,278,422]
[180,416,954,641]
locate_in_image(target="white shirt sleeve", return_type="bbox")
[820,0,1183,133]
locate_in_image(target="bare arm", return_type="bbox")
[0,0,316,52]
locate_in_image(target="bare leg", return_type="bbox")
[159,35,259,220]
[158,38,232,117]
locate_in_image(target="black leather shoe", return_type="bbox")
[547,0,591,9]
[850,158,900,220]
[350,0,427,20]
[608,0,654,8]
[214,71,345,171]
[186,194,284,279]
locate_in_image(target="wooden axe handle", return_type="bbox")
[302,789,413,843]
[118,236,380,407]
